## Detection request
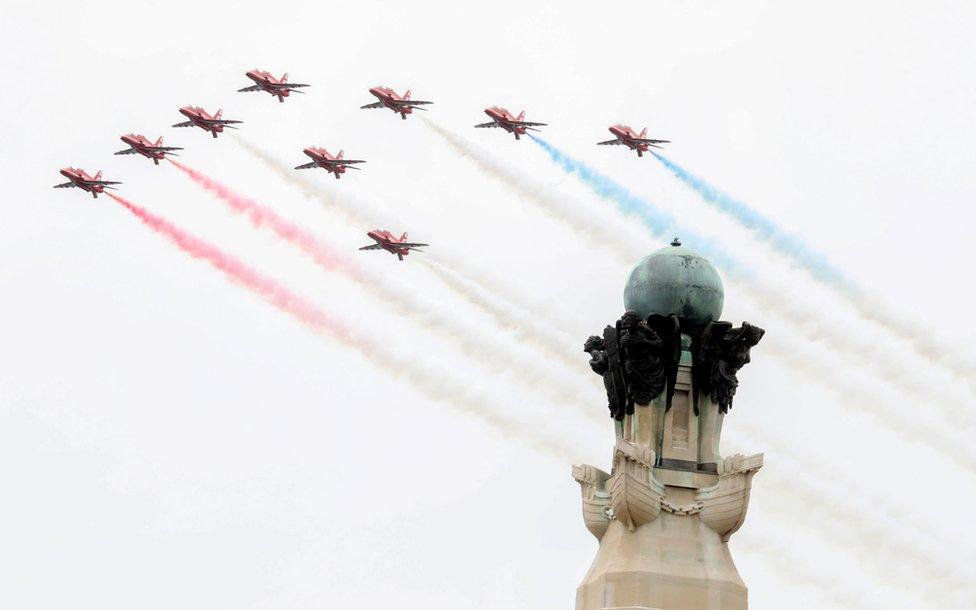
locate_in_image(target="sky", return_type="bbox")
[2,1,975,609]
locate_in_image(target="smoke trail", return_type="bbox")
[420,258,582,371]
[106,193,574,460]
[529,135,747,276]
[653,153,850,288]
[231,135,390,230]
[421,117,650,264]
[167,158,362,279]
[654,153,976,388]
[106,193,355,342]
[167,161,601,410]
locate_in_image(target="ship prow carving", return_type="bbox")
[608,439,665,531]
[572,464,612,540]
[697,453,763,541]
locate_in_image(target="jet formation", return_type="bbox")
[55,67,671,261]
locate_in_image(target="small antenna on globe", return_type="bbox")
[670,237,681,247]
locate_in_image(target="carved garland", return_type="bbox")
[660,498,704,516]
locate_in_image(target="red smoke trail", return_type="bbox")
[104,192,577,461]
[106,193,356,344]
[167,158,362,280]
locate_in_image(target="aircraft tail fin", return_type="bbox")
[404,89,411,100]
[337,149,344,160]
[400,232,408,242]
[281,72,288,83]
[215,109,223,119]
[639,127,647,138]
[155,136,164,146]
[516,110,525,121]
[94,170,102,180]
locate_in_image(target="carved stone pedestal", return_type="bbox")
[575,514,747,610]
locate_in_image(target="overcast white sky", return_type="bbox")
[2,1,975,609]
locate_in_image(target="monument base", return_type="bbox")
[576,511,747,610]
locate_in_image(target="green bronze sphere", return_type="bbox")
[623,239,724,324]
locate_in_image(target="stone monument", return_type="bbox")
[574,239,765,610]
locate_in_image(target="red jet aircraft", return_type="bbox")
[172,106,243,138]
[53,168,121,198]
[361,86,432,120]
[475,106,547,140]
[238,69,310,103]
[115,134,183,165]
[597,124,669,157]
[294,147,365,179]
[358,230,428,261]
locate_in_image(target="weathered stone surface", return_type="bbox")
[575,515,748,610]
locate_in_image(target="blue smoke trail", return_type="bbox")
[529,136,748,279]
[653,152,855,292]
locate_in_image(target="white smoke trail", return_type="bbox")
[233,135,391,229]
[420,258,582,371]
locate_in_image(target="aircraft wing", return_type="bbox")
[270,83,310,90]
[358,244,386,250]
[207,119,243,125]
[114,148,139,155]
[510,121,547,127]
[360,102,385,109]
[53,182,76,189]
[87,180,123,186]
[238,85,263,92]
[172,121,194,127]
[635,138,670,144]
[334,160,366,165]
[152,146,185,152]
[597,139,625,146]
[399,242,429,248]
[474,122,500,128]
[294,162,318,169]
[400,100,433,106]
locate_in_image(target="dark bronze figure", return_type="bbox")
[695,321,765,413]
[587,312,764,418]
[584,311,672,421]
